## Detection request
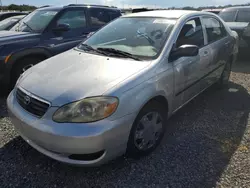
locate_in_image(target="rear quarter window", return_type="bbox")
[236,10,250,22]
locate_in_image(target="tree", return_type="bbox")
[6,4,37,11]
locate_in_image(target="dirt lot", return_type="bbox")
[0,60,250,188]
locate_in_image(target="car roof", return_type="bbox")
[38,4,120,11]
[202,9,223,12]
[221,6,250,11]
[0,12,26,15]
[9,15,26,19]
[123,10,199,19]
[38,6,64,11]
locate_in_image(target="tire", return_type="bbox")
[126,100,167,158]
[10,57,43,89]
[216,60,232,89]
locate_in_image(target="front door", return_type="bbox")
[172,17,211,110]
[41,8,90,55]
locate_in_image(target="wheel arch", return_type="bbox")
[140,95,169,115]
[7,47,52,70]
[8,47,52,77]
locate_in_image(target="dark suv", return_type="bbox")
[0,4,121,89]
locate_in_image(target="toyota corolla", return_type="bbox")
[7,10,238,166]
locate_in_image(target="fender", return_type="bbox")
[108,70,174,123]
[6,47,52,70]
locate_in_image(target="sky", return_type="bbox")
[3,0,250,8]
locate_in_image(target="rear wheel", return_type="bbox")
[216,61,232,89]
[10,57,43,89]
[127,101,167,158]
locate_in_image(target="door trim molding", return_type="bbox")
[175,63,224,96]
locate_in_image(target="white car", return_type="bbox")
[8,10,238,166]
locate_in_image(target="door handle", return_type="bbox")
[203,51,209,57]
[225,41,230,46]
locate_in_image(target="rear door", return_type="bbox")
[201,16,231,83]
[172,17,212,109]
[41,7,90,55]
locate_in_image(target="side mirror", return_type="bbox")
[53,23,70,32]
[170,44,199,61]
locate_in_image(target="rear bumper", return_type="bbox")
[7,90,136,166]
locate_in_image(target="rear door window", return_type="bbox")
[236,10,250,22]
[89,8,111,27]
[219,10,237,22]
[202,17,227,43]
[57,10,86,29]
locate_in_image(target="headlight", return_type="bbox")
[53,97,119,123]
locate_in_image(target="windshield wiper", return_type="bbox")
[22,21,34,32]
[137,30,155,46]
[96,47,141,61]
[79,44,109,55]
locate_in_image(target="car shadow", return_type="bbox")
[232,60,250,74]
[0,84,11,97]
[0,87,13,118]
[0,97,7,119]
[234,52,250,74]
[1,81,249,187]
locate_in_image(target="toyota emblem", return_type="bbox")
[23,95,31,105]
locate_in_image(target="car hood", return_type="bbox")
[19,49,151,106]
[0,30,40,45]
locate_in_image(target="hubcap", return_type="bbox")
[134,112,163,151]
[22,64,34,74]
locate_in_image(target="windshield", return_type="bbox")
[219,11,237,22]
[0,17,21,30]
[80,17,175,60]
[10,10,58,33]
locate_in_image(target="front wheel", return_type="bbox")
[126,101,167,158]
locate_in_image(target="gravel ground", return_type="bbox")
[0,61,250,188]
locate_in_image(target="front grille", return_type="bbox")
[16,88,50,117]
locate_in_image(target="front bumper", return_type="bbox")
[7,90,136,166]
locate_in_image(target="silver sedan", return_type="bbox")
[7,10,238,166]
